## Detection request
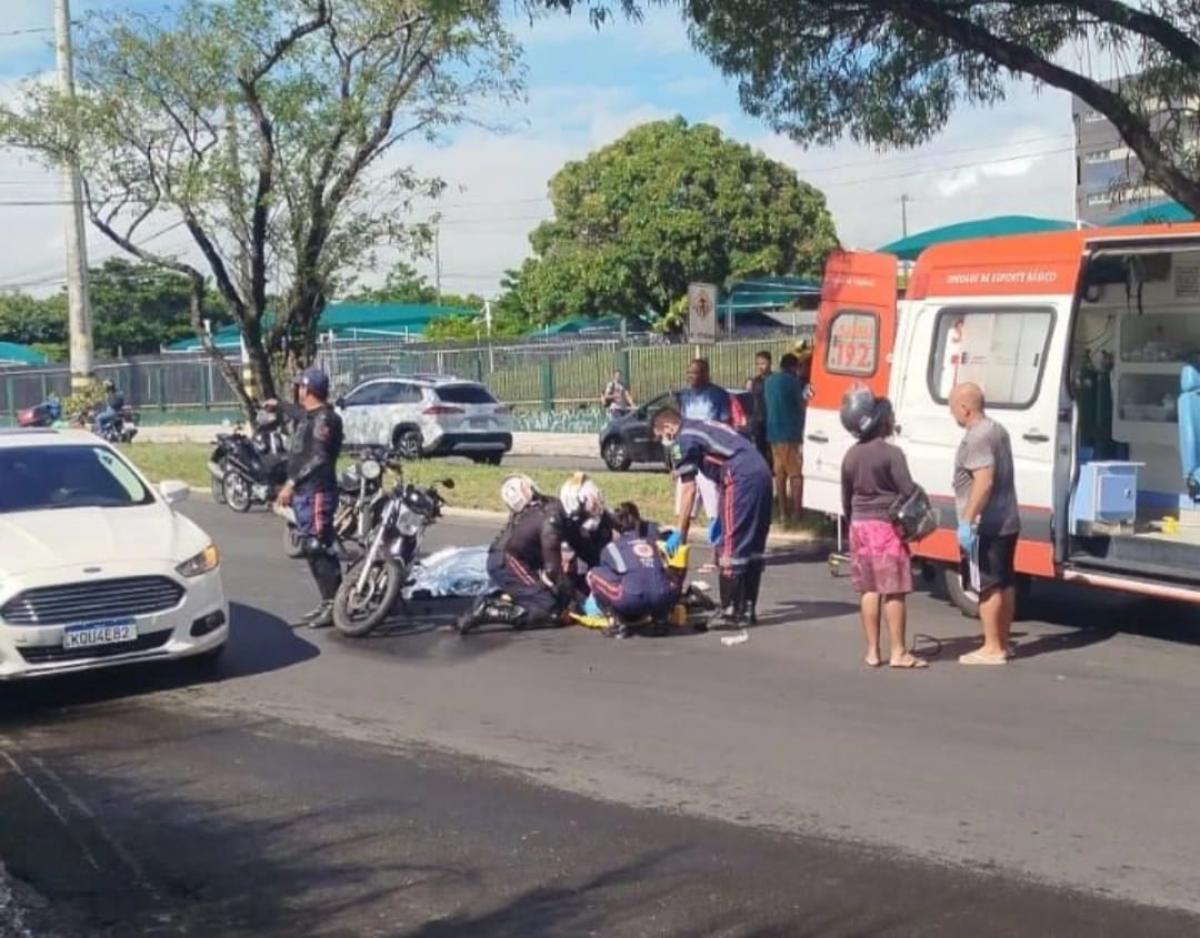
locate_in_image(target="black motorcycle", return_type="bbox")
[208,409,289,512]
[279,446,398,558]
[332,475,454,637]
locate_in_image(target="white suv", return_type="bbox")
[336,376,513,463]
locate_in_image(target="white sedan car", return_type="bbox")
[0,429,228,680]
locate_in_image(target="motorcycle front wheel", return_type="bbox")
[282,523,304,558]
[211,460,228,504]
[223,472,252,513]
[333,556,404,637]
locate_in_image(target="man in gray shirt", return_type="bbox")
[950,383,1020,666]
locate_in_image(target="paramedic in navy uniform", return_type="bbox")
[651,407,773,626]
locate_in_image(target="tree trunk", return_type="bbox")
[186,275,255,419]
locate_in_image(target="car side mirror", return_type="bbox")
[335,396,346,409]
[159,479,190,505]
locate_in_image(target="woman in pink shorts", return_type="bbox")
[840,395,926,669]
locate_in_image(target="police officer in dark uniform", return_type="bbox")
[586,502,679,638]
[652,407,773,627]
[271,368,344,628]
[458,475,573,633]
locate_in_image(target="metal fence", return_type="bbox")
[0,323,814,425]
[316,325,814,411]
[0,355,241,423]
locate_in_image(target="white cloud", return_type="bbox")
[754,83,1077,249]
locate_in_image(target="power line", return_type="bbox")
[0,26,57,39]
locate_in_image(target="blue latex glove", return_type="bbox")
[664,530,683,556]
[707,518,723,546]
[583,594,602,617]
[957,521,976,552]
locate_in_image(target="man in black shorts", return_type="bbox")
[950,383,1020,665]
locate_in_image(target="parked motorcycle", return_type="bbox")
[332,475,455,637]
[208,409,289,512]
[17,395,62,428]
[208,408,289,507]
[279,446,399,558]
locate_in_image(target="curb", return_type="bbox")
[186,488,826,549]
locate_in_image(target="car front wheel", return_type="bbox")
[602,438,632,471]
[394,429,423,461]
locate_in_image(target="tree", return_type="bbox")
[344,258,485,310]
[0,259,233,361]
[538,1,1200,217]
[515,117,837,324]
[89,258,231,357]
[0,0,521,412]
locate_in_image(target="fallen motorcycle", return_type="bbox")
[331,475,455,637]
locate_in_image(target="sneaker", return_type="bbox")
[603,622,631,640]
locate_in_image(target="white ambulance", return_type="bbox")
[803,225,1200,615]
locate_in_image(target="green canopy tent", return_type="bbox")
[1111,202,1193,225]
[0,341,48,365]
[879,215,1081,261]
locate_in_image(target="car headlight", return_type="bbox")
[361,459,382,481]
[177,544,220,578]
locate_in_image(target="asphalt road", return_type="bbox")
[2,500,1200,936]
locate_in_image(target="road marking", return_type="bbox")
[0,748,100,872]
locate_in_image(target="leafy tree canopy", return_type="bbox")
[0,0,522,412]
[533,1,1200,215]
[0,258,232,361]
[514,117,837,325]
[344,259,484,310]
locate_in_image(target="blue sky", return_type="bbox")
[0,1,1081,297]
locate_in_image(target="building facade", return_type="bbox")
[1072,77,1176,226]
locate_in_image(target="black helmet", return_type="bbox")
[840,384,883,440]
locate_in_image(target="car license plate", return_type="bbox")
[469,417,490,428]
[63,618,138,650]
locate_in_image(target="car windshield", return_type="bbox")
[0,444,155,514]
[436,384,497,405]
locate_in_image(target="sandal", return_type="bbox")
[889,655,928,670]
[959,649,1008,666]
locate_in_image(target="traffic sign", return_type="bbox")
[687,282,718,343]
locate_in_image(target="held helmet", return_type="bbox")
[559,472,605,530]
[840,383,883,440]
[500,473,539,514]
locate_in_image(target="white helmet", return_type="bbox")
[560,472,605,523]
[500,473,539,514]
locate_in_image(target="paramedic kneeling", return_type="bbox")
[652,408,773,627]
[950,383,1020,665]
[586,502,680,638]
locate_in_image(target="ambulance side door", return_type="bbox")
[803,252,898,516]
[894,300,1067,546]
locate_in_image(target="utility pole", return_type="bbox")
[900,193,911,238]
[434,228,442,305]
[55,0,94,390]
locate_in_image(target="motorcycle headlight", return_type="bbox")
[177,544,220,578]
[396,506,422,536]
[361,459,382,481]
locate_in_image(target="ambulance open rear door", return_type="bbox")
[803,251,899,518]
